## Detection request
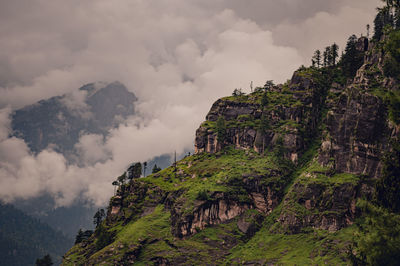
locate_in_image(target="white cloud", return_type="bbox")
[272,0,380,59]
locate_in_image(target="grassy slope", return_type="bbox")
[64,67,366,265]
[64,145,362,265]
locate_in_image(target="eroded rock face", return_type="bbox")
[172,197,250,237]
[195,71,326,163]
[318,90,388,177]
[171,173,284,238]
[318,40,398,178]
[277,180,373,233]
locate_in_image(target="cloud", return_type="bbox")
[272,0,381,59]
[0,0,381,206]
[0,109,194,207]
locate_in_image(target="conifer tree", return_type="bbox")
[263,80,275,91]
[152,164,161,173]
[93,209,105,228]
[324,46,332,66]
[35,254,53,266]
[331,43,339,66]
[75,229,84,244]
[374,6,394,40]
[312,50,321,68]
[323,50,328,67]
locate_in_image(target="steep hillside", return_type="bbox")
[63,18,400,266]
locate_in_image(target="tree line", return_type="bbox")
[374,0,400,40]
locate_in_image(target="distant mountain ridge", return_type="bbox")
[9,81,138,245]
[12,81,137,156]
[0,203,72,266]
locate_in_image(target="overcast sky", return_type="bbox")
[0,0,381,207]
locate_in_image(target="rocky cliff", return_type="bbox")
[63,31,400,265]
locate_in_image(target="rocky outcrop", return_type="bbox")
[277,179,373,233]
[171,173,285,238]
[318,89,388,177]
[318,38,398,178]
[195,70,328,163]
[172,196,250,237]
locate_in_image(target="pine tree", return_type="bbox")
[75,229,84,244]
[341,35,363,78]
[331,43,339,66]
[117,173,126,185]
[313,50,321,68]
[324,46,332,66]
[263,80,275,91]
[323,50,328,67]
[152,164,161,173]
[127,162,142,179]
[35,254,53,266]
[93,209,105,228]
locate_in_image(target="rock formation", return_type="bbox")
[63,32,400,265]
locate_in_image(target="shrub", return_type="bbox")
[196,189,209,201]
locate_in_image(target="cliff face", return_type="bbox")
[195,69,326,164]
[63,35,400,265]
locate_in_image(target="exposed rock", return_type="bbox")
[172,196,250,238]
[277,178,373,233]
[171,173,284,238]
[318,40,398,177]
[195,70,327,162]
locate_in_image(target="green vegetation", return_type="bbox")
[227,227,355,265]
[216,116,227,144]
[342,35,365,79]
[95,224,115,251]
[350,201,400,265]
[375,140,400,212]
[384,30,400,79]
[152,164,161,173]
[35,254,53,266]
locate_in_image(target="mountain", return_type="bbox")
[0,203,72,266]
[14,196,97,238]
[10,81,187,241]
[12,81,137,156]
[63,7,400,265]
[10,81,137,239]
